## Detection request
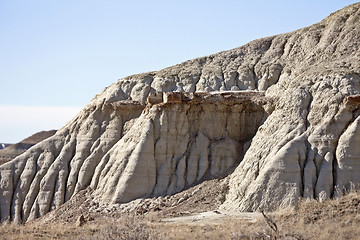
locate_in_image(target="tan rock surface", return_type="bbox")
[91,93,268,205]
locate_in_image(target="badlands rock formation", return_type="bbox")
[1,3,360,222]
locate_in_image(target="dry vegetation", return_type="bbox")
[1,191,360,240]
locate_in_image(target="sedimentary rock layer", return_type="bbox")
[91,92,269,204]
[1,2,360,222]
[0,102,144,222]
[0,92,268,222]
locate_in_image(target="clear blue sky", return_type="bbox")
[0,0,358,142]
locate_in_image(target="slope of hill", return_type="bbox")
[0,130,56,165]
[0,144,11,150]
[0,3,360,223]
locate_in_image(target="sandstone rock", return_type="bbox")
[1,3,360,222]
[335,115,360,194]
[147,92,163,105]
[91,93,268,204]
[76,214,86,227]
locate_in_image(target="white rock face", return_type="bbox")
[336,115,360,193]
[91,94,268,204]
[1,3,360,222]
[0,103,144,222]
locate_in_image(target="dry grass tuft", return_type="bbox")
[78,216,159,240]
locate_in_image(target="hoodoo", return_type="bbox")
[1,3,360,223]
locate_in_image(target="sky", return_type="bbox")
[0,0,358,143]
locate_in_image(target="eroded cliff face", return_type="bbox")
[0,103,144,223]
[1,3,360,222]
[0,92,269,223]
[223,75,360,211]
[91,92,270,204]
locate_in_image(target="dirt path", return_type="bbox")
[161,210,261,224]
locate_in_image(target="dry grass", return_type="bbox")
[270,191,360,240]
[0,216,271,240]
[1,191,360,240]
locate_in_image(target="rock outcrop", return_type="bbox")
[1,3,360,222]
[91,92,270,204]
